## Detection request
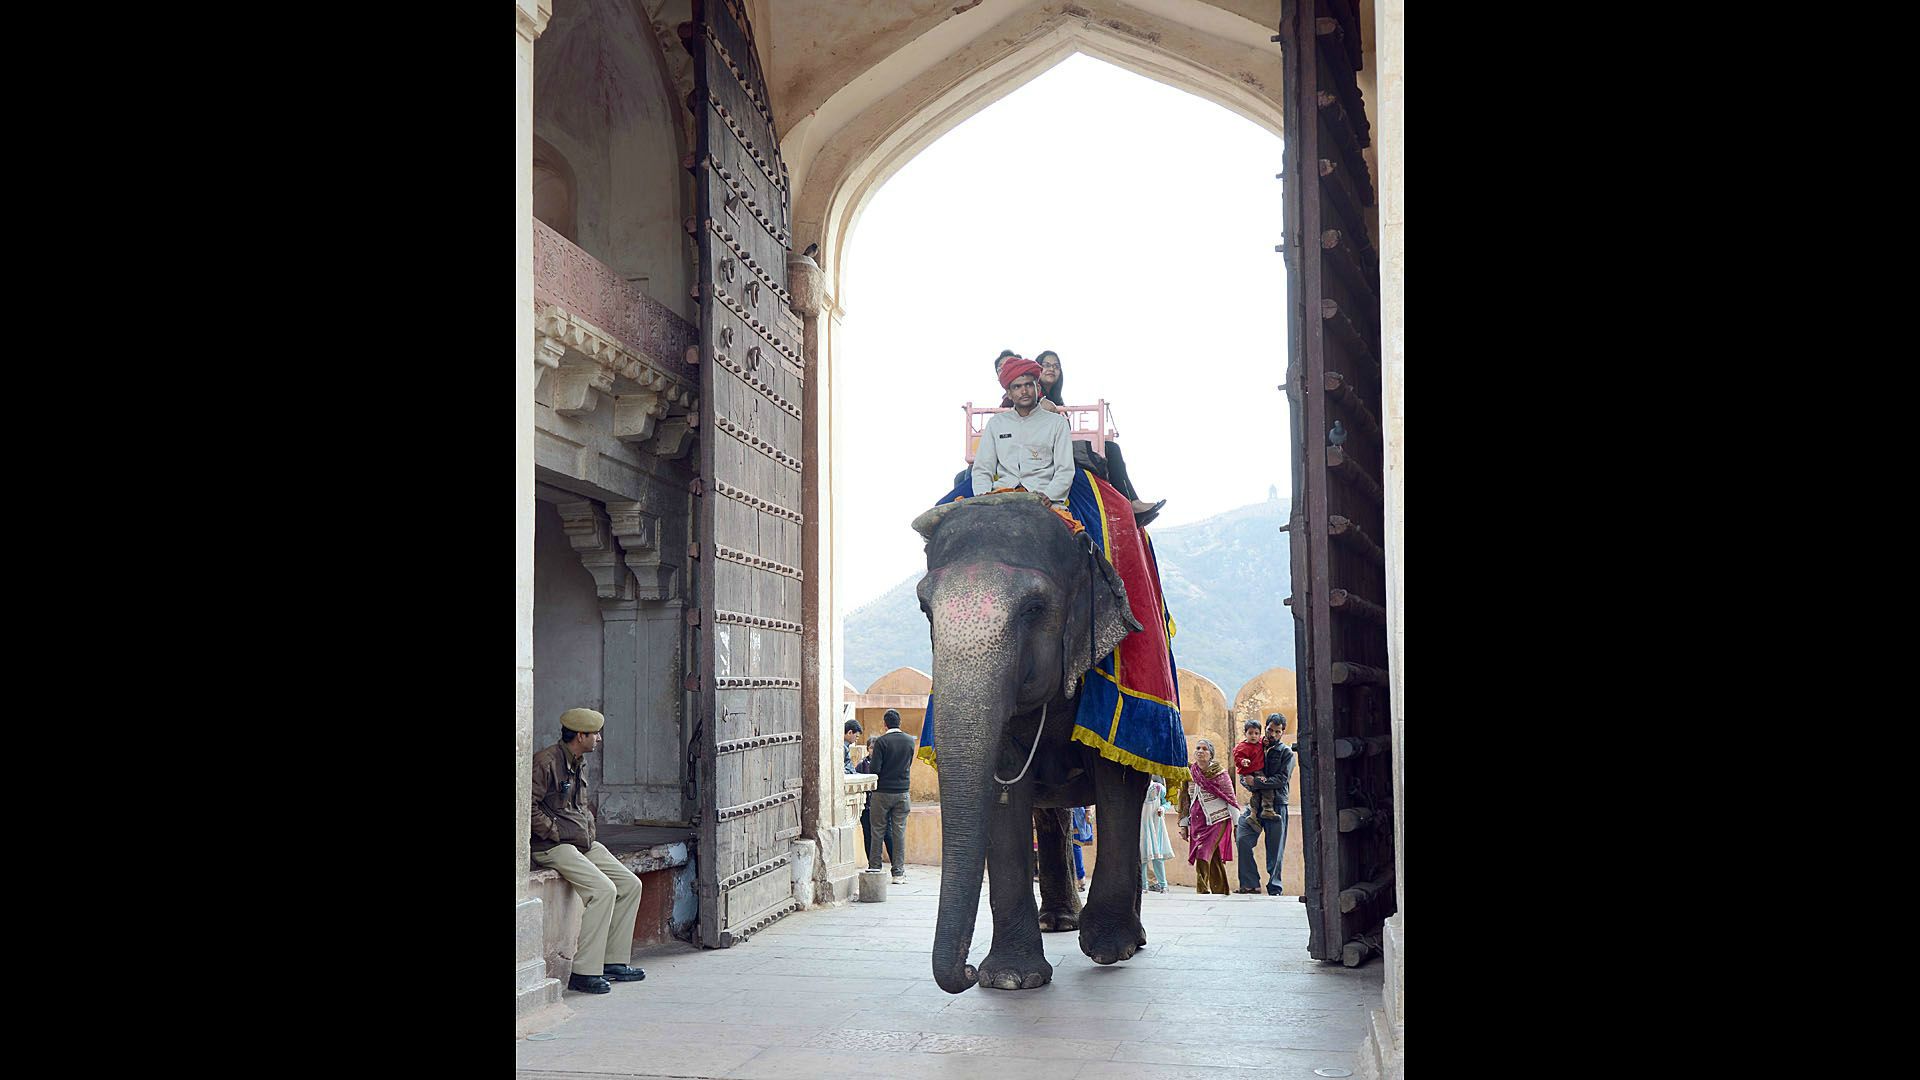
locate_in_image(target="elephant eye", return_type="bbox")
[1020,600,1045,623]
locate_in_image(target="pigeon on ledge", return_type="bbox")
[1329,420,1347,447]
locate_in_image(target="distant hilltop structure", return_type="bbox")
[1268,484,1279,501]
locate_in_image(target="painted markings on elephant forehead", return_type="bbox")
[929,576,1012,661]
[937,591,1004,624]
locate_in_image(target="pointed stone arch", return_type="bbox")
[775,4,1291,809]
[783,0,1287,309]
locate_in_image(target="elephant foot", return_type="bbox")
[1037,907,1080,932]
[1079,909,1146,965]
[977,948,1053,990]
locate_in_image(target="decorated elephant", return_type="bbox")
[912,488,1184,993]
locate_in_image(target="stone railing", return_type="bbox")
[532,220,698,380]
[532,220,700,456]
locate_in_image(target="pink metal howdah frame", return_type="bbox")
[961,399,1117,464]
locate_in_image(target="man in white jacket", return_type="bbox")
[970,355,1075,505]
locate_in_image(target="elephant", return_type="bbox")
[912,490,1158,994]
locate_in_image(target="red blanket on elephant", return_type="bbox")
[1060,468,1189,787]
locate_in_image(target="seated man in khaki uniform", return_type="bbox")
[531,708,646,994]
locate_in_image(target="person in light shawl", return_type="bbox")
[1140,775,1175,893]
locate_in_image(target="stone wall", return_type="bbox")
[533,497,606,769]
[533,0,694,322]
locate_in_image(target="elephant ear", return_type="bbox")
[1060,533,1145,699]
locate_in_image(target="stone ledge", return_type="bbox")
[528,839,690,881]
[529,839,695,985]
[1356,1004,1402,1080]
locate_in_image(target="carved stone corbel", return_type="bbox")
[647,416,695,460]
[534,335,566,394]
[556,498,634,600]
[607,501,673,601]
[551,355,615,417]
[615,390,669,444]
[517,0,552,42]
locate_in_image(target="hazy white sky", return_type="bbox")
[835,53,1291,611]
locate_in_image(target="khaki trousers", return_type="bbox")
[533,841,642,977]
[1193,856,1231,895]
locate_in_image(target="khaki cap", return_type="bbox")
[560,708,605,733]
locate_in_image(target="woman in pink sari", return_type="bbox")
[1178,739,1239,895]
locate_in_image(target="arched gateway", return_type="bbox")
[517,2,1402,1074]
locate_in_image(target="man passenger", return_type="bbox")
[971,356,1074,505]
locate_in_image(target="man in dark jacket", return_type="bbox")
[864,709,917,883]
[531,707,646,994]
[1235,713,1296,895]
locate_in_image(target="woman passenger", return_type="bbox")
[1029,350,1165,525]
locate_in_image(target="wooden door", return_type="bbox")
[1277,0,1397,966]
[684,0,806,947]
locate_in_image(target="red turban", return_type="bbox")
[998,356,1042,390]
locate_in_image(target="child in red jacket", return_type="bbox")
[1233,719,1280,821]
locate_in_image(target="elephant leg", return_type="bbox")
[1079,762,1149,965]
[1033,806,1081,931]
[978,782,1052,990]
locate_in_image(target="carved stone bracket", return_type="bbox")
[649,417,695,460]
[614,390,671,443]
[517,0,552,43]
[607,500,674,601]
[556,498,637,601]
[536,303,699,433]
[552,354,615,417]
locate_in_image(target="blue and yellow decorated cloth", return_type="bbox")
[916,469,1189,787]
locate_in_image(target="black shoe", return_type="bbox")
[602,963,646,982]
[1268,886,1283,896]
[568,973,612,994]
[1132,499,1166,527]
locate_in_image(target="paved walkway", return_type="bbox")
[517,875,1382,1079]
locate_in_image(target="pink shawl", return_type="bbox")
[1185,763,1238,865]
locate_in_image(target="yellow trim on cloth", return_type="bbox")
[1069,725,1192,788]
[1088,664,1179,709]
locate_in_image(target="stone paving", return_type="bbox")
[517,874,1383,1079]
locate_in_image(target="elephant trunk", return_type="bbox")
[930,747,986,994]
[924,567,1025,993]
